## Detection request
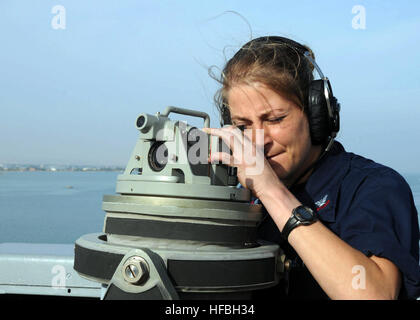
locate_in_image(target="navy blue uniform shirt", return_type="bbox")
[254,141,420,300]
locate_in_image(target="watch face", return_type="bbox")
[295,206,314,222]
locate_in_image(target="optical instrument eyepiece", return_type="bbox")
[148,142,168,172]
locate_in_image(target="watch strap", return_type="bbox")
[281,216,300,240]
[281,205,317,241]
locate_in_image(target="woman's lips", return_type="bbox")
[266,152,283,160]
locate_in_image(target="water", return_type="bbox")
[0,171,419,244]
[0,171,119,244]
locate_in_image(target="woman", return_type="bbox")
[203,36,420,299]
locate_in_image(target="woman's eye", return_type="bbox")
[236,124,247,131]
[267,116,285,123]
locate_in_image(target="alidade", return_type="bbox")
[73,106,285,300]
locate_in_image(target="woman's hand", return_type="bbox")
[202,126,283,200]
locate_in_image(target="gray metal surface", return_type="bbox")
[102,194,263,221]
[78,233,279,262]
[0,242,101,298]
[75,233,280,294]
[115,178,250,201]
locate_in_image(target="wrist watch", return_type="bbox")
[281,205,318,240]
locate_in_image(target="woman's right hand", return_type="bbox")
[202,126,284,200]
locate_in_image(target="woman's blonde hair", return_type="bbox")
[212,36,316,124]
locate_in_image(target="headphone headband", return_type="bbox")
[248,36,326,80]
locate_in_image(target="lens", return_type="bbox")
[136,115,146,128]
[148,142,168,172]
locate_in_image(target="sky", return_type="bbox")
[0,0,419,173]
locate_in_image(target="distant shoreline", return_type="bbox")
[0,167,124,172]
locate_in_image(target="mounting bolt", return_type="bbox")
[284,259,292,272]
[276,254,291,274]
[122,256,149,285]
[135,155,141,161]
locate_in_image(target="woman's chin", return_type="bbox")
[267,159,295,185]
[267,160,287,178]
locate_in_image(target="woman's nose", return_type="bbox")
[261,125,274,155]
[249,123,272,147]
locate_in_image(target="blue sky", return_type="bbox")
[0,1,419,173]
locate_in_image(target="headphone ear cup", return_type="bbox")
[307,80,331,145]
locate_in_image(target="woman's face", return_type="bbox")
[227,83,321,186]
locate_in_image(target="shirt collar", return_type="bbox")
[290,141,351,223]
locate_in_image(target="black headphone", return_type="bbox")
[220,36,340,152]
